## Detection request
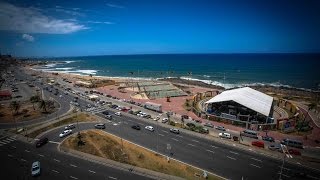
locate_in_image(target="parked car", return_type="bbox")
[59,129,72,138]
[36,137,48,148]
[65,124,75,130]
[262,136,275,142]
[204,122,214,128]
[131,125,141,130]
[252,141,265,148]
[153,116,160,121]
[170,128,180,134]
[145,126,154,132]
[94,123,106,129]
[219,132,231,139]
[102,111,109,115]
[215,126,226,131]
[31,161,41,176]
[268,144,281,151]
[162,118,169,123]
[200,127,209,134]
[181,115,189,119]
[289,149,301,156]
[105,115,112,120]
[281,138,303,149]
[233,136,239,141]
[115,112,121,116]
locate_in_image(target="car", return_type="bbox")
[219,132,231,139]
[200,127,209,134]
[59,129,72,138]
[59,95,63,98]
[145,126,154,132]
[170,128,180,134]
[31,161,41,176]
[252,141,265,148]
[181,115,189,119]
[36,137,48,148]
[288,149,301,156]
[102,111,109,115]
[87,104,92,108]
[64,92,68,95]
[65,124,75,130]
[161,118,169,123]
[204,122,214,128]
[94,123,106,129]
[262,136,275,142]
[144,114,151,119]
[115,112,121,116]
[153,116,160,121]
[215,126,226,131]
[105,115,112,120]
[131,125,141,130]
[268,144,281,151]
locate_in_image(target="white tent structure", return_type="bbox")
[205,87,273,117]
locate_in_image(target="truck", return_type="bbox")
[144,102,162,112]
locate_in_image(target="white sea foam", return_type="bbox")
[55,67,74,70]
[72,70,97,75]
[65,61,76,64]
[44,63,57,68]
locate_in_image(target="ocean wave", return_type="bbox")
[44,64,57,68]
[55,67,75,70]
[72,70,97,75]
[65,60,76,64]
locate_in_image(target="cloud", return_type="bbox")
[88,21,114,25]
[22,34,34,42]
[106,3,125,9]
[55,7,85,16]
[0,2,88,34]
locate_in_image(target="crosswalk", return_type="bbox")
[85,106,108,114]
[0,136,16,147]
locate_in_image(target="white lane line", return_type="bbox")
[229,151,239,155]
[2,140,10,143]
[188,144,195,147]
[171,138,179,142]
[49,141,60,144]
[8,154,13,157]
[161,130,169,134]
[250,164,261,168]
[70,176,78,179]
[88,170,96,174]
[52,170,59,173]
[70,164,77,168]
[21,158,27,162]
[191,139,200,143]
[206,149,214,153]
[158,134,164,136]
[11,145,16,149]
[54,159,60,162]
[177,135,183,138]
[251,157,262,162]
[227,156,236,160]
[108,176,117,180]
[25,150,30,153]
[0,141,6,145]
[38,154,44,157]
[7,138,15,141]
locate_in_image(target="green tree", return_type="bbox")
[38,100,47,113]
[10,101,21,115]
[30,95,40,110]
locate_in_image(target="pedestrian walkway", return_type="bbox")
[0,135,16,147]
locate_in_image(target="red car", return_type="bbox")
[252,141,265,148]
[289,149,301,156]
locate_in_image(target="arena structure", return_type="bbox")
[205,87,275,125]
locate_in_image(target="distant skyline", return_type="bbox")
[1,0,320,57]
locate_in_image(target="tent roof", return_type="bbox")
[205,87,273,116]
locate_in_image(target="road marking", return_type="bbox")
[52,170,59,173]
[88,170,96,174]
[8,154,13,157]
[171,138,179,142]
[251,157,262,162]
[161,130,169,133]
[229,151,238,155]
[158,134,164,136]
[25,149,30,153]
[211,145,218,148]
[191,139,200,143]
[278,166,291,171]
[49,141,60,144]
[7,138,15,141]
[277,172,290,178]
[188,144,195,147]
[227,156,236,160]
[206,149,214,153]
[70,176,78,179]
[70,164,77,167]
[0,141,6,145]
[177,135,183,138]
[2,140,10,143]
[38,154,44,157]
[250,164,261,168]
[21,158,27,162]
[54,159,60,162]
[108,176,117,180]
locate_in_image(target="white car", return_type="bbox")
[115,112,121,116]
[219,132,231,139]
[161,118,169,123]
[153,116,160,121]
[145,126,154,132]
[59,129,72,138]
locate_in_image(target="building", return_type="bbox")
[205,87,274,126]
[75,81,92,88]
[0,90,12,100]
[88,94,99,101]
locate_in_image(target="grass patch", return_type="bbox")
[28,113,97,138]
[62,130,222,180]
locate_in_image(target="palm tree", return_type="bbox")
[30,95,40,110]
[10,101,20,115]
[38,100,47,113]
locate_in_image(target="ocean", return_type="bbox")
[32,54,320,91]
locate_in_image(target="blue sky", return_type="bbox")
[0,0,320,57]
